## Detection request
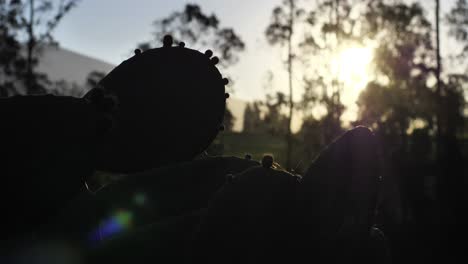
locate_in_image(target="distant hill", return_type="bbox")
[37,45,115,87]
[37,45,247,132]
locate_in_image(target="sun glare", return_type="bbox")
[331,46,374,91]
[329,45,374,122]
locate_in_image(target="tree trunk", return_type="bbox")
[285,0,294,170]
[435,0,442,154]
[435,0,445,198]
[26,0,35,94]
[334,0,341,127]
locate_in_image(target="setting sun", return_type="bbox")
[329,45,374,122]
[331,46,374,92]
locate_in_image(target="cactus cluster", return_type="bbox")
[1,35,387,264]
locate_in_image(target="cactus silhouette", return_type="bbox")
[87,35,229,173]
[0,35,229,246]
[191,155,300,264]
[294,126,387,263]
[47,156,260,247]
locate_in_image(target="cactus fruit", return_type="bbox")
[86,35,228,173]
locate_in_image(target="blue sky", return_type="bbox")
[53,0,461,123]
[53,0,283,101]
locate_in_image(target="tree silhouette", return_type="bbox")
[299,0,357,143]
[356,1,435,150]
[265,0,305,170]
[242,102,263,133]
[86,70,106,90]
[242,103,255,133]
[435,0,443,161]
[263,91,289,136]
[0,0,23,96]
[446,0,468,59]
[223,105,235,132]
[0,0,79,96]
[444,0,468,138]
[138,4,245,68]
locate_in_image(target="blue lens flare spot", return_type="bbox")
[88,209,133,246]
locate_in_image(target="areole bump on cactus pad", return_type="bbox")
[85,35,229,173]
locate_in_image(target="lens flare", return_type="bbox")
[88,209,133,246]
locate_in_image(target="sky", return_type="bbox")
[52,0,461,126]
[53,0,284,100]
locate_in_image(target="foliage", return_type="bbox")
[242,92,289,137]
[297,116,328,163]
[440,74,467,136]
[47,70,106,97]
[298,0,359,143]
[242,101,263,133]
[48,80,82,97]
[138,4,245,68]
[85,70,106,90]
[354,0,467,145]
[0,0,24,96]
[265,0,305,169]
[265,0,304,47]
[446,0,468,59]
[355,1,436,143]
[0,0,79,96]
[223,107,235,132]
[263,91,289,136]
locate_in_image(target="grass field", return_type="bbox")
[208,132,288,166]
[207,131,468,172]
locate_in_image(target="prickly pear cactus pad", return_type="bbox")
[293,126,383,264]
[192,156,300,263]
[86,36,228,173]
